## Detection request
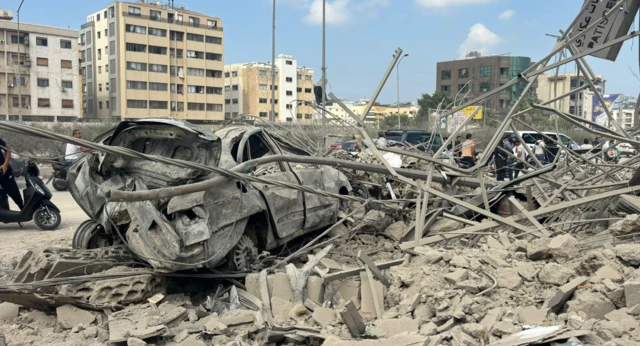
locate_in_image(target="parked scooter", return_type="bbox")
[0,161,61,230]
[46,160,70,191]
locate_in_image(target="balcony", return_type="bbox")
[81,21,95,30]
[122,11,223,31]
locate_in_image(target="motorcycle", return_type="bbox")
[46,160,70,191]
[0,161,61,230]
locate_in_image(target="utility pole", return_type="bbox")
[17,0,25,122]
[396,53,408,129]
[270,0,276,123]
[321,0,327,146]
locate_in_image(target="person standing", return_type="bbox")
[460,133,476,167]
[376,131,388,148]
[512,139,527,179]
[65,129,88,164]
[494,139,509,181]
[534,139,547,164]
[580,138,593,150]
[503,135,515,180]
[0,137,24,210]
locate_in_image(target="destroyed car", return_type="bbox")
[67,119,351,272]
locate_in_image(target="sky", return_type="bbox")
[4,0,640,104]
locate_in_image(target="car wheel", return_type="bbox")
[33,208,61,231]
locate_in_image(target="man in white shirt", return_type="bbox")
[580,138,593,150]
[512,139,527,178]
[376,131,388,148]
[65,129,87,163]
[534,139,547,164]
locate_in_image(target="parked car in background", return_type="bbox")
[341,139,407,154]
[505,131,578,162]
[384,130,443,152]
[329,136,347,150]
[617,143,637,157]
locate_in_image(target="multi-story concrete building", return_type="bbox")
[0,21,79,121]
[224,54,315,123]
[80,1,224,122]
[321,99,419,126]
[436,54,534,113]
[536,73,606,118]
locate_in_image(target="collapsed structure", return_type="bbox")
[0,1,640,345]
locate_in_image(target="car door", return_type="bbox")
[293,165,340,231]
[238,131,306,239]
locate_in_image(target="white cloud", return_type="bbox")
[458,24,503,58]
[416,0,493,8]
[498,9,515,21]
[304,0,352,25]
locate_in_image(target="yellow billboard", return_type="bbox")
[463,106,483,120]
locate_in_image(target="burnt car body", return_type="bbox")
[67,119,351,272]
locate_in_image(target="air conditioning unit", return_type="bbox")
[8,83,14,88]
[25,105,30,109]
[61,87,67,92]
[0,40,4,45]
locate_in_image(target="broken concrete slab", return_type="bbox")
[375,317,419,336]
[604,309,640,330]
[517,306,546,325]
[219,309,255,326]
[487,236,506,250]
[548,234,578,262]
[544,276,589,314]
[268,272,295,302]
[480,308,504,331]
[204,317,229,334]
[614,244,640,266]
[444,269,469,285]
[420,322,438,336]
[322,334,426,346]
[413,246,444,264]
[527,237,552,260]
[360,271,385,316]
[496,268,522,290]
[450,255,469,268]
[271,296,295,322]
[538,263,575,286]
[306,275,324,303]
[566,290,616,320]
[177,334,207,346]
[0,302,19,321]
[312,307,336,326]
[127,337,147,346]
[385,221,407,240]
[56,304,95,329]
[245,273,260,299]
[515,262,538,282]
[624,281,640,308]
[481,254,509,269]
[334,279,360,307]
[595,266,623,283]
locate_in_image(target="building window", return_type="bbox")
[149,64,168,73]
[259,98,268,104]
[441,70,451,80]
[187,33,204,42]
[208,19,218,28]
[479,66,492,77]
[305,114,312,119]
[127,61,146,71]
[189,17,201,27]
[149,101,168,109]
[259,84,267,90]
[286,77,293,83]
[297,74,302,80]
[148,45,167,55]
[271,99,278,104]
[36,37,47,46]
[207,104,223,111]
[286,104,292,109]
[149,83,168,91]
[105,63,109,73]
[150,10,162,21]
[458,84,469,93]
[186,50,204,59]
[305,75,312,80]
[62,81,73,88]
[271,85,278,91]
[60,40,71,49]
[97,48,102,61]
[97,31,101,39]
[170,31,184,41]
[188,68,205,76]
[232,85,238,91]
[232,99,238,104]
[98,66,102,74]
[286,60,293,65]
[207,70,223,78]
[127,100,147,109]
[37,79,49,87]
[127,81,147,90]
[97,13,101,21]
[109,23,115,37]
[11,35,25,44]
[297,87,302,92]
[129,6,141,16]
[188,102,205,111]
[37,57,48,66]
[206,87,222,94]
[296,114,302,119]
[458,68,469,79]
[99,101,103,109]
[38,98,50,108]
[61,60,72,69]
[62,99,74,109]
[259,112,268,118]
[148,28,167,37]
[224,72,230,78]
[187,85,205,94]
[231,71,238,77]
[440,85,450,93]
[286,91,293,96]
[305,88,312,93]
[126,43,146,52]
[479,82,491,93]
[99,83,103,92]
[224,86,230,91]
[125,24,146,34]
[259,70,268,77]
[205,36,222,44]
[500,67,508,76]
[225,99,230,104]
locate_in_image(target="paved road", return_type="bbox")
[0,178,86,277]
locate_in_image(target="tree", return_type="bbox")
[380,113,411,130]
[509,94,545,129]
[417,92,454,118]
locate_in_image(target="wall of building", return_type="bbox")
[0,21,79,121]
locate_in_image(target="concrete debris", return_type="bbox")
[538,263,576,286]
[56,304,95,329]
[614,244,640,267]
[566,291,616,320]
[0,302,19,321]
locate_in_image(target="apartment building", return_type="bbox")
[80,1,224,122]
[536,73,606,118]
[224,54,315,123]
[0,21,79,121]
[436,54,534,114]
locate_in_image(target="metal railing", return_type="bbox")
[122,11,223,31]
[81,21,95,30]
